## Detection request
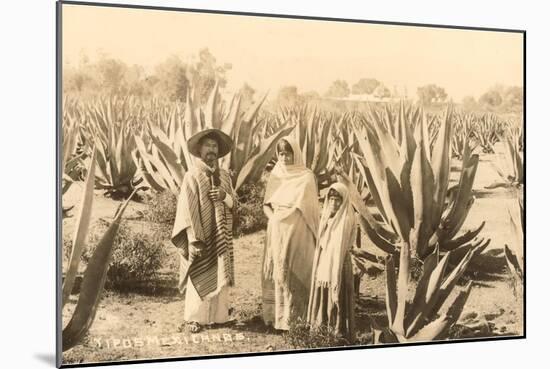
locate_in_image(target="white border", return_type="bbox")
[2,1,546,368]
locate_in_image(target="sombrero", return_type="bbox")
[187,128,233,158]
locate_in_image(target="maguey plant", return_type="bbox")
[278,105,336,189]
[472,113,501,154]
[62,149,137,351]
[62,97,93,216]
[134,83,294,194]
[371,242,482,343]
[86,96,143,198]
[486,129,524,190]
[504,187,524,284]
[451,113,478,160]
[350,103,488,260]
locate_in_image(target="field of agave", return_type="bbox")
[61,86,524,352]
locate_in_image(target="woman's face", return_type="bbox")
[278,147,294,165]
[327,192,343,217]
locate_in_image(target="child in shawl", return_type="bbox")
[307,182,355,341]
[262,137,320,330]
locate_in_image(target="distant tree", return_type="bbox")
[276,85,303,107]
[63,53,97,95]
[351,78,380,95]
[373,84,392,99]
[187,48,232,104]
[503,86,523,112]
[144,75,160,94]
[64,66,93,94]
[154,55,189,101]
[479,90,503,109]
[239,83,256,108]
[476,85,523,113]
[301,90,321,103]
[64,55,153,98]
[436,86,448,102]
[417,84,448,105]
[462,95,479,112]
[124,64,149,98]
[325,80,350,98]
[96,57,128,95]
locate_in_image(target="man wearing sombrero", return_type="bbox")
[171,128,235,333]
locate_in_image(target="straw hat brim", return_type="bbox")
[187,129,233,158]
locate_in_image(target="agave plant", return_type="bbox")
[451,113,478,160]
[62,98,92,188]
[278,105,336,189]
[329,113,360,178]
[87,96,143,198]
[339,171,399,255]
[222,89,295,192]
[351,103,487,260]
[371,242,482,343]
[508,122,524,152]
[472,113,501,154]
[486,131,524,190]
[62,118,86,181]
[62,150,137,351]
[61,115,83,217]
[133,101,193,195]
[504,187,524,284]
[135,84,294,194]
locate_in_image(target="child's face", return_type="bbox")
[327,194,343,217]
[277,148,294,165]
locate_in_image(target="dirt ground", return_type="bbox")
[61,146,524,365]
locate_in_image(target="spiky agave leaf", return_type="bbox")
[410,117,435,258]
[338,171,397,254]
[229,92,269,182]
[391,240,410,336]
[382,241,479,342]
[62,188,138,351]
[404,246,440,329]
[353,103,485,260]
[433,143,481,249]
[313,114,338,173]
[62,148,96,308]
[430,106,453,231]
[385,254,398,328]
[407,281,473,342]
[133,134,180,194]
[425,245,480,318]
[204,81,223,129]
[89,99,140,197]
[504,195,524,282]
[405,250,451,337]
[234,125,295,191]
[486,132,524,189]
[356,124,408,241]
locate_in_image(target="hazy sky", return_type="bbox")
[62,4,523,100]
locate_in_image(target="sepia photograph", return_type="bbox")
[57,1,525,366]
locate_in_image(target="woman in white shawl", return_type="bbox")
[262,137,320,330]
[307,182,355,341]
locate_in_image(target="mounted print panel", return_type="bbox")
[57,1,525,367]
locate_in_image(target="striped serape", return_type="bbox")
[171,163,234,299]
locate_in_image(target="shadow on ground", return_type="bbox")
[460,249,509,283]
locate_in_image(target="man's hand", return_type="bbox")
[190,242,206,259]
[208,187,226,202]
